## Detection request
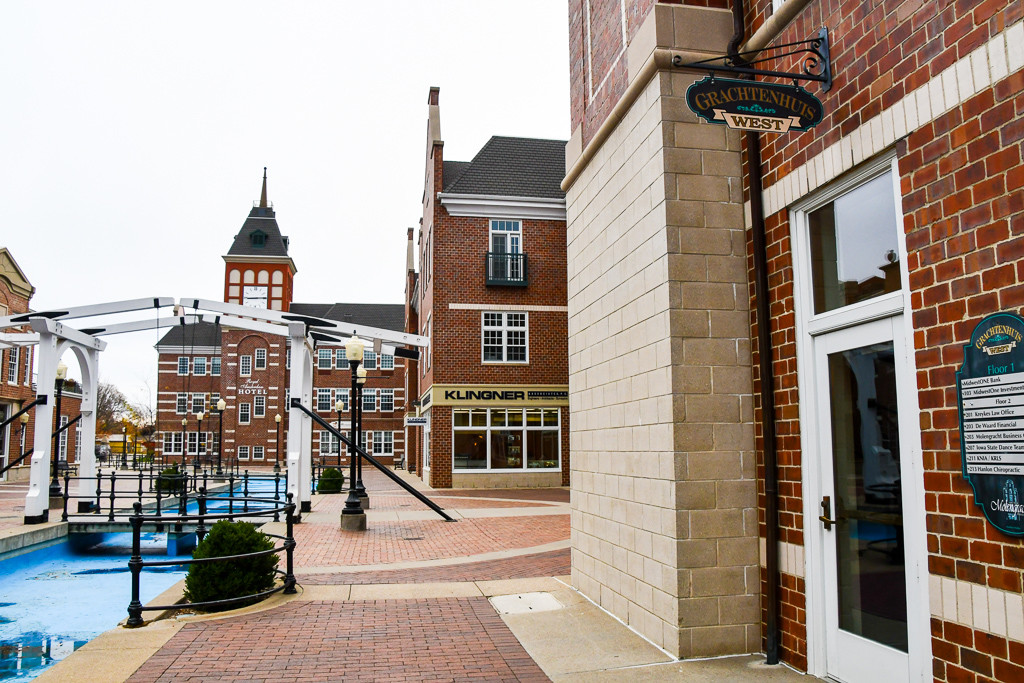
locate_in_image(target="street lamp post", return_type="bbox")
[49,362,68,498]
[180,417,187,468]
[356,365,367,506]
[132,425,138,470]
[340,336,366,530]
[216,398,226,476]
[18,413,29,459]
[334,399,344,470]
[195,412,204,472]
[121,425,128,469]
[274,413,282,473]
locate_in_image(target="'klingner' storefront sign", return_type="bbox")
[685,77,824,133]
[428,385,569,407]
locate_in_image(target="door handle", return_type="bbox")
[819,496,836,531]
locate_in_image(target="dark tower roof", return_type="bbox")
[226,169,291,258]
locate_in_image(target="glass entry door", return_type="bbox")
[815,316,912,682]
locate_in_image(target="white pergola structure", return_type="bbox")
[0,296,428,524]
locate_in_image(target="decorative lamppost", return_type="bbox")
[49,361,68,498]
[216,398,226,475]
[121,425,128,469]
[356,365,367,505]
[132,424,138,470]
[18,412,29,458]
[195,411,204,471]
[274,413,282,473]
[334,399,345,470]
[340,336,366,530]
[180,417,187,468]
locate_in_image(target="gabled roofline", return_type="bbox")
[0,248,36,299]
[437,193,567,220]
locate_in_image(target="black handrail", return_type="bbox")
[0,449,33,477]
[126,491,297,627]
[0,396,45,432]
[293,401,454,522]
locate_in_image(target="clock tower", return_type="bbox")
[222,168,297,311]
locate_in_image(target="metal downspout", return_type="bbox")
[728,0,781,666]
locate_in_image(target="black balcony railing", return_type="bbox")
[485,252,528,286]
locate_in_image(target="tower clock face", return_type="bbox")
[243,285,268,308]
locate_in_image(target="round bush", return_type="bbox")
[156,465,184,494]
[316,467,345,494]
[183,520,279,611]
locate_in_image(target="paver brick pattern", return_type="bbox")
[128,598,550,683]
[299,548,570,584]
[293,515,569,568]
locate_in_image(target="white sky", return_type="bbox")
[1,1,570,408]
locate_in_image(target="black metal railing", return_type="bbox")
[59,468,288,523]
[485,252,528,286]
[293,401,454,522]
[125,491,297,627]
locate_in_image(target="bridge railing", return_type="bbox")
[60,469,288,524]
[125,491,297,627]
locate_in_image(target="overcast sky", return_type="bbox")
[1,1,570,408]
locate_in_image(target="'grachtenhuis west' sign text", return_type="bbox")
[686,77,824,133]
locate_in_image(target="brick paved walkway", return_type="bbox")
[128,598,549,683]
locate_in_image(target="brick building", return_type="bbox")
[564,1,1024,681]
[405,87,570,489]
[155,174,408,471]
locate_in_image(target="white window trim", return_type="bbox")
[254,396,266,418]
[255,348,267,370]
[193,357,207,376]
[488,218,524,253]
[240,355,252,377]
[177,356,189,376]
[481,311,529,364]
[237,445,250,461]
[175,393,187,415]
[379,388,394,413]
[318,348,332,370]
[238,403,251,425]
[211,357,221,376]
[451,407,561,472]
[8,347,19,384]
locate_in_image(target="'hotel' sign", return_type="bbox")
[686,77,824,133]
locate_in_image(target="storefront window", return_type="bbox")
[452,408,560,471]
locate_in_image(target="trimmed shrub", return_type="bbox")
[316,467,345,493]
[183,520,279,611]
[156,465,184,494]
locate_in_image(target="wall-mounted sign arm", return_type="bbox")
[673,27,832,92]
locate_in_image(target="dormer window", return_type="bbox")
[250,230,267,248]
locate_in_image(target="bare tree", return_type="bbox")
[96,382,128,433]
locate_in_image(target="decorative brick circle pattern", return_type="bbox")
[299,548,570,585]
[293,515,569,568]
[128,598,550,682]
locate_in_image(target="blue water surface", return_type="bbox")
[0,534,189,680]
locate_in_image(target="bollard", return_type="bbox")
[95,471,102,513]
[126,502,144,627]
[137,471,144,506]
[284,493,297,594]
[108,471,117,522]
[61,472,70,522]
[273,472,281,523]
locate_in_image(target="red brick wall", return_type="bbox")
[1,271,38,476]
[742,0,1024,675]
[223,261,294,311]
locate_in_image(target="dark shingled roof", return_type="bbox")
[442,136,566,199]
[156,321,221,347]
[443,161,470,188]
[226,206,290,257]
[289,303,405,331]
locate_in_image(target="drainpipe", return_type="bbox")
[729,0,781,666]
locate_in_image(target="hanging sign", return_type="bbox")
[685,77,824,133]
[957,312,1024,536]
[405,415,428,427]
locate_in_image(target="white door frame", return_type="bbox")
[790,154,930,682]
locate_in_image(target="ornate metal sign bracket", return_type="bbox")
[673,27,832,92]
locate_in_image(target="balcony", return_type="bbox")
[485,252,528,287]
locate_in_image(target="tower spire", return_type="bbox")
[259,167,268,208]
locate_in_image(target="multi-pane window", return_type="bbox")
[285,389,291,409]
[193,357,206,376]
[319,431,340,455]
[58,416,68,460]
[24,348,31,386]
[482,312,528,362]
[163,432,184,455]
[374,431,394,455]
[254,396,266,418]
[211,357,221,376]
[335,347,348,370]
[237,446,250,461]
[364,351,377,370]
[187,432,208,455]
[8,348,18,383]
[255,348,267,370]
[75,421,82,460]
[362,388,376,413]
[253,446,265,461]
[177,357,189,375]
[286,347,291,369]
[191,393,205,414]
[239,403,251,424]
[360,431,369,453]
[317,389,332,412]
[318,348,332,369]
[380,389,394,412]
[209,393,220,411]
[334,388,349,412]
[240,355,252,376]
[380,354,394,370]
[176,393,187,415]
[452,408,560,471]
